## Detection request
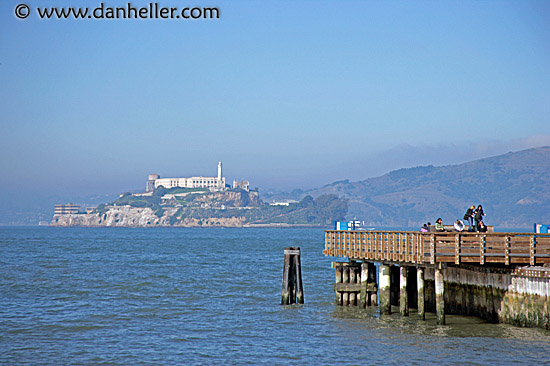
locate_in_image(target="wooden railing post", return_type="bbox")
[480,235,486,265]
[455,233,461,265]
[530,235,536,266]
[505,236,510,265]
[430,234,436,264]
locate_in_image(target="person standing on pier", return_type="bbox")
[474,205,485,231]
[463,205,475,231]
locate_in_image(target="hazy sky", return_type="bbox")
[1,0,549,206]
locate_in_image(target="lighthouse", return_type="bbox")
[218,161,223,188]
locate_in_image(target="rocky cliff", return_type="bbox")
[51,206,247,227]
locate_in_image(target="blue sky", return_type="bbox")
[1,0,549,218]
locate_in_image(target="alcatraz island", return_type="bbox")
[50,162,348,227]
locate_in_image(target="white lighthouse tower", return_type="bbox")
[217,161,223,188]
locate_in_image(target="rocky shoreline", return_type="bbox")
[50,206,323,228]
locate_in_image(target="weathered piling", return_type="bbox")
[281,247,304,305]
[368,262,378,306]
[333,261,377,307]
[335,264,343,305]
[417,267,425,320]
[360,262,377,307]
[360,262,369,307]
[435,266,445,325]
[379,264,391,315]
[400,266,409,316]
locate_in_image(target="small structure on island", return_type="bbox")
[54,203,81,215]
[232,180,250,192]
[146,162,227,192]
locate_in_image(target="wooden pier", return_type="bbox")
[324,230,550,327]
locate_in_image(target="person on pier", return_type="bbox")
[435,218,445,232]
[474,205,485,231]
[463,205,475,231]
[454,219,465,232]
[477,220,488,232]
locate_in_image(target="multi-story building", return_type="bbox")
[54,203,81,215]
[232,179,250,191]
[146,162,226,192]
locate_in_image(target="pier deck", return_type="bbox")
[324,230,550,267]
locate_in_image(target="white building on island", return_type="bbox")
[146,162,226,192]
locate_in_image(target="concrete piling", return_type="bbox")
[379,264,391,315]
[435,267,445,325]
[400,266,409,316]
[417,267,425,320]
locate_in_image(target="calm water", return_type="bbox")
[1,227,549,365]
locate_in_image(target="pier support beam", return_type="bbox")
[335,264,343,305]
[417,267,425,320]
[360,262,368,308]
[379,264,391,315]
[360,262,378,307]
[435,266,445,325]
[369,262,378,306]
[400,266,409,316]
[342,265,349,306]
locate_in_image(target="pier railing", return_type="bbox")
[323,230,550,265]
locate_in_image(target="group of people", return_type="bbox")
[463,204,487,232]
[420,204,488,233]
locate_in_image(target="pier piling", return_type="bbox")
[400,266,409,316]
[379,264,391,315]
[417,267,425,320]
[281,247,304,305]
[435,266,445,325]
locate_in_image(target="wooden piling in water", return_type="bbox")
[342,266,350,305]
[435,266,445,325]
[335,264,343,305]
[379,264,391,315]
[417,267,425,320]
[360,262,369,308]
[281,247,304,305]
[400,266,409,316]
[368,262,378,306]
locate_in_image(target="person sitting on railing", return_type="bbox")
[435,218,445,232]
[478,220,488,232]
[421,223,429,232]
[454,219,465,232]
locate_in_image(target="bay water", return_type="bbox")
[1,227,549,365]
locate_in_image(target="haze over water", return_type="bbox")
[1,227,549,365]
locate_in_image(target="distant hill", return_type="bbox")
[290,146,550,228]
